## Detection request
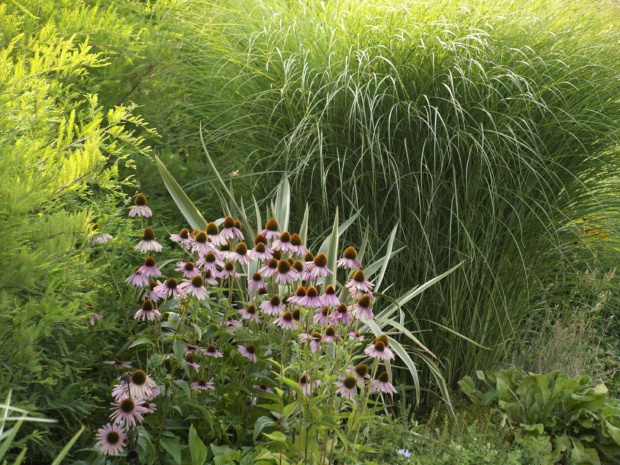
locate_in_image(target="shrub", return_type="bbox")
[459,367,620,464]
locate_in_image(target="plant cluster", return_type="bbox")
[87,169,441,464]
[459,367,620,465]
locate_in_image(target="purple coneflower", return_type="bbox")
[299,286,323,308]
[191,379,215,391]
[134,300,161,321]
[261,218,281,240]
[337,246,362,269]
[126,267,149,287]
[313,306,331,326]
[135,227,163,253]
[201,222,224,248]
[96,423,126,456]
[289,233,308,255]
[306,253,332,279]
[253,384,273,393]
[111,369,157,400]
[110,397,146,427]
[239,304,262,323]
[248,272,266,292]
[364,336,394,361]
[137,256,162,278]
[299,374,320,396]
[144,280,166,301]
[140,401,157,415]
[176,261,201,278]
[90,313,103,326]
[170,228,192,249]
[197,251,223,273]
[259,258,279,278]
[273,260,299,285]
[104,355,131,369]
[154,278,184,299]
[348,331,365,341]
[184,345,200,354]
[226,318,242,333]
[288,286,307,305]
[299,332,322,354]
[89,223,113,244]
[238,344,258,363]
[191,230,213,254]
[331,303,353,325]
[321,284,340,307]
[353,294,374,321]
[180,276,208,300]
[335,376,358,401]
[129,194,152,218]
[230,242,253,265]
[272,231,296,254]
[274,311,298,330]
[349,288,375,302]
[202,345,223,358]
[370,371,397,395]
[345,270,374,294]
[323,326,338,344]
[249,235,272,260]
[221,216,244,241]
[351,363,369,384]
[184,353,200,371]
[203,269,218,286]
[218,261,239,280]
[260,295,285,316]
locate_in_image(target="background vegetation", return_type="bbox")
[1,0,620,462]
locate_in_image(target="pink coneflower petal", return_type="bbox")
[191,379,215,391]
[331,304,353,325]
[350,363,369,384]
[239,305,262,323]
[348,331,365,341]
[175,261,201,278]
[90,313,103,326]
[135,228,163,253]
[202,345,223,358]
[129,206,153,218]
[137,257,162,278]
[179,276,209,300]
[109,397,146,427]
[134,300,161,321]
[335,376,358,401]
[104,355,131,369]
[306,253,332,279]
[322,326,338,343]
[126,270,149,287]
[238,344,258,363]
[205,222,227,246]
[370,372,397,395]
[253,384,273,393]
[144,280,167,301]
[337,246,362,269]
[218,261,240,280]
[197,251,224,272]
[96,423,126,456]
[154,278,185,299]
[274,312,298,330]
[220,216,244,241]
[260,296,285,316]
[90,233,113,244]
[298,286,323,308]
[259,258,279,278]
[273,259,300,285]
[170,228,192,249]
[299,375,321,396]
[249,242,272,261]
[184,353,200,371]
[261,218,281,240]
[364,340,395,361]
[345,270,374,293]
[313,307,331,326]
[248,273,266,292]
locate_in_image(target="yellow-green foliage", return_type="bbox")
[0,1,149,397]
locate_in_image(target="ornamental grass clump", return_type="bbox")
[92,167,460,463]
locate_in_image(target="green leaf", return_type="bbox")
[127,337,153,349]
[155,156,207,230]
[263,431,287,443]
[374,224,398,291]
[274,177,291,232]
[189,424,208,465]
[51,426,84,465]
[253,416,276,442]
[160,438,183,465]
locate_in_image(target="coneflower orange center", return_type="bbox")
[343,246,358,260]
[207,345,217,353]
[292,309,301,320]
[223,216,235,228]
[312,331,322,340]
[313,253,328,267]
[195,231,207,244]
[254,234,267,245]
[277,260,291,274]
[279,231,291,243]
[184,262,195,271]
[179,228,190,239]
[374,341,386,352]
[306,286,318,298]
[131,369,147,385]
[246,344,256,354]
[198,379,207,386]
[358,295,371,308]
[135,194,147,206]
[353,270,366,282]
[142,300,154,311]
[235,242,248,255]
[143,227,156,241]
[166,278,178,289]
[270,295,281,306]
[376,334,389,346]
[107,431,120,444]
[321,307,330,316]
[282,311,293,322]
[206,222,219,235]
[252,273,262,282]
[295,286,306,297]
[265,218,279,231]
[355,363,369,377]
[205,252,216,263]
[247,305,256,314]
[337,303,348,314]
[292,260,303,273]
[326,326,336,337]
[290,233,302,246]
[255,243,266,253]
[145,256,156,267]
[224,262,234,272]
[191,276,204,287]
[378,372,389,383]
[304,252,314,262]
[121,398,135,413]
[272,250,282,260]
[343,377,357,389]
